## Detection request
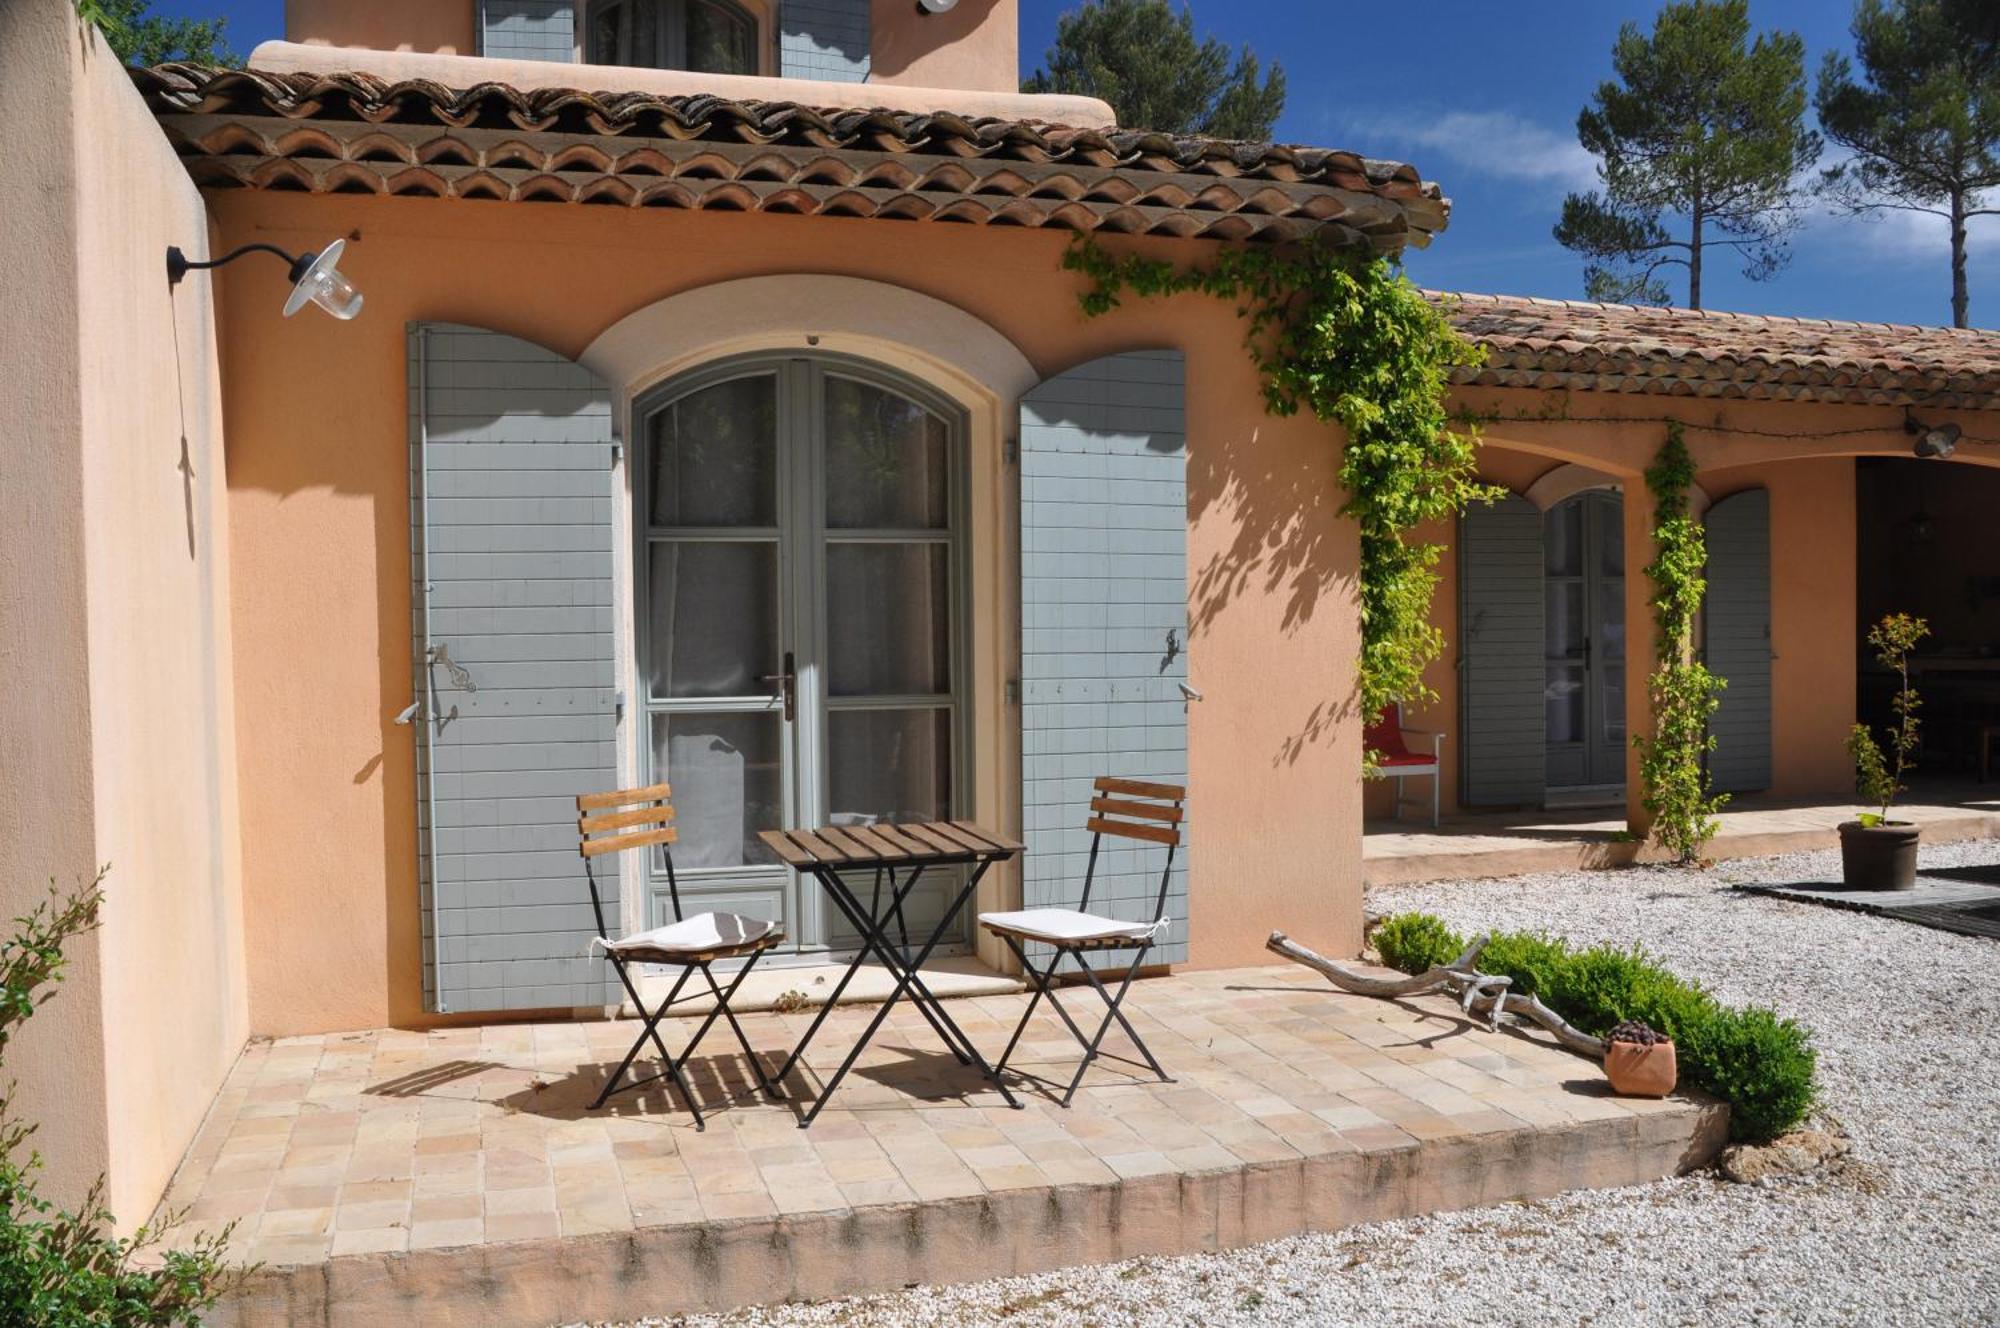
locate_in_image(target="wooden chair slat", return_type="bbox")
[577,782,670,811]
[1089,796,1183,824]
[580,825,678,858]
[579,804,675,834]
[950,820,1025,853]
[756,830,816,868]
[1086,815,1180,847]
[1093,776,1185,802]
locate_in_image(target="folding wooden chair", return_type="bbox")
[578,783,785,1128]
[979,776,1184,1106]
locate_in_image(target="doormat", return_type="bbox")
[1735,876,2000,941]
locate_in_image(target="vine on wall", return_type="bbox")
[1634,423,1728,863]
[1064,237,1496,720]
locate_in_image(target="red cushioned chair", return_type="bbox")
[1365,704,1445,828]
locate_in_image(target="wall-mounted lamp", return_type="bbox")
[165,238,364,320]
[1904,410,1961,459]
[916,0,958,13]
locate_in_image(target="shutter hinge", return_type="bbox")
[1003,436,1018,465]
[1005,678,1021,706]
[614,690,626,722]
[610,442,624,468]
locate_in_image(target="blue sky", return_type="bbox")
[158,0,1998,327]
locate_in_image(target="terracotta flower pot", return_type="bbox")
[1837,820,1920,891]
[1604,1038,1677,1098]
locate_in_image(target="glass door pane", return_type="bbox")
[642,370,791,929]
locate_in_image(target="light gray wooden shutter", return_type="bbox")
[779,0,870,80]
[1019,351,1188,965]
[1459,495,1546,807]
[410,324,616,1014]
[1705,488,1772,793]
[479,0,576,61]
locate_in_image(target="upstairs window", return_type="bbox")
[588,0,759,75]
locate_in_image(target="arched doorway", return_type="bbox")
[634,353,970,955]
[1543,489,1627,800]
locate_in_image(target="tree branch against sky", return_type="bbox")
[75,0,240,66]
[1817,0,2000,328]
[1554,0,1821,309]
[1023,0,1285,140]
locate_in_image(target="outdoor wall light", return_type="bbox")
[164,239,364,320]
[1904,410,1961,459]
[916,0,958,13]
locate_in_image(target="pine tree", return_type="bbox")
[75,0,239,67]
[1555,0,1820,308]
[1818,0,2000,328]
[1023,0,1285,141]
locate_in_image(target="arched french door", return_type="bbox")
[1543,489,1626,799]
[634,355,969,956]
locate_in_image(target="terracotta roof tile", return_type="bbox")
[133,64,1450,251]
[1442,291,2000,410]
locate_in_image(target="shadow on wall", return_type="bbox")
[1185,407,1356,769]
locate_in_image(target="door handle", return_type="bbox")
[760,651,797,723]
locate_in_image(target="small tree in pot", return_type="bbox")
[1842,612,1928,890]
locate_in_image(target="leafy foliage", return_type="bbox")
[0,873,239,1327]
[1633,426,1728,864]
[1023,0,1286,140]
[1555,0,1821,307]
[1818,0,2000,327]
[1848,612,1929,819]
[73,0,239,67]
[1065,237,1496,722]
[1373,913,1818,1143]
[1370,913,1465,974]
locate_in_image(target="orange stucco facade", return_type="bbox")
[208,191,1365,1036]
[1365,392,1999,825]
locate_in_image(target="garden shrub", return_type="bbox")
[1370,911,1816,1142]
[0,874,238,1327]
[1371,912,1465,974]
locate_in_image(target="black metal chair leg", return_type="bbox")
[1078,948,1171,1084]
[990,939,1056,1079]
[594,962,705,1128]
[698,957,786,1100]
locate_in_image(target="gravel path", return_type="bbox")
[575,840,2000,1328]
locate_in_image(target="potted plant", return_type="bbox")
[1603,1019,1676,1097]
[1842,612,1929,891]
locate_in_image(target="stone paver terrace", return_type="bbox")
[158,963,1724,1327]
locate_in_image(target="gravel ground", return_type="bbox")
[574,840,2000,1328]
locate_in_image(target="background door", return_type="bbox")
[637,357,967,957]
[1544,490,1626,797]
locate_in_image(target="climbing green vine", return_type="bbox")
[1634,424,1727,863]
[1064,237,1496,719]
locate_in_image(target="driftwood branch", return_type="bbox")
[1266,930,1606,1060]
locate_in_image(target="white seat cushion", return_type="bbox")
[605,912,776,958]
[978,908,1158,946]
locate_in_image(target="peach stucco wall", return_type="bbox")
[873,0,1018,91]
[1369,390,1986,824]
[0,0,248,1229]
[286,0,1020,92]
[209,192,1364,1036]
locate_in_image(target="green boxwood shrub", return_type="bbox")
[1370,912,1816,1143]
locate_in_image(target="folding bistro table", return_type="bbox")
[756,821,1025,1127]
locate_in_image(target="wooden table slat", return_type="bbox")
[922,822,991,855]
[896,823,969,857]
[844,825,911,860]
[951,820,1025,853]
[819,827,885,863]
[788,829,853,864]
[871,824,937,858]
[756,830,817,868]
